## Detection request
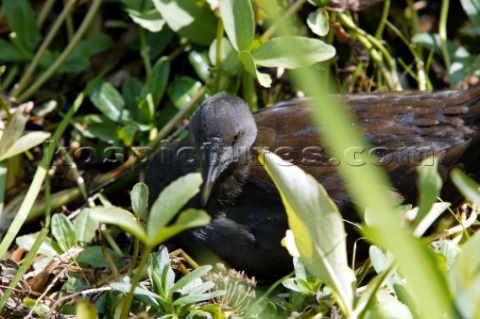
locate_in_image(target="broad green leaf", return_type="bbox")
[460,0,480,26]
[449,231,480,319]
[152,0,217,45]
[89,206,148,244]
[76,246,123,268]
[39,34,113,74]
[451,168,480,205]
[89,81,126,122]
[150,208,210,247]
[75,114,119,144]
[149,247,175,297]
[188,50,211,82]
[0,106,29,156]
[363,290,413,319]
[0,131,51,161]
[126,8,166,32]
[252,36,336,68]
[16,233,59,257]
[147,173,202,239]
[218,0,255,51]
[122,77,142,110]
[173,290,225,306]
[3,0,41,53]
[110,282,161,305]
[118,124,138,146]
[51,214,77,250]
[259,151,355,314]
[0,38,30,62]
[208,37,240,74]
[415,157,442,225]
[167,76,203,109]
[141,57,170,108]
[307,8,330,37]
[131,182,149,217]
[76,300,99,319]
[24,298,50,318]
[238,51,272,87]
[73,208,99,244]
[171,265,212,294]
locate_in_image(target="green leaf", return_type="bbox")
[208,37,240,74]
[148,173,202,238]
[171,265,212,294]
[149,247,175,297]
[449,231,480,319]
[126,8,166,32]
[363,290,413,319]
[188,50,211,82]
[89,81,127,122]
[73,208,99,244]
[415,157,442,225]
[307,8,330,37]
[0,106,29,156]
[109,282,161,305]
[252,36,336,68]
[89,206,148,244]
[16,232,60,257]
[76,300,98,319]
[451,168,480,205]
[460,0,480,26]
[218,0,255,51]
[122,77,142,110]
[75,114,119,144]
[118,124,138,146]
[76,246,123,268]
[152,0,217,45]
[0,131,51,161]
[149,209,210,247]
[167,76,203,109]
[51,214,77,250]
[141,57,170,108]
[259,151,355,314]
[3,0,41,53]
[0,38,30,62]
[131,182,149,217]
[238,51,272,88]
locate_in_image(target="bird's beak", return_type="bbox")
[200,137,223,207]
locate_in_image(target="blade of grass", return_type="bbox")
[16,0,102,102]
[0,93,85,259]
[0,227,49,312]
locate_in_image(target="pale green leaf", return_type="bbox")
[0,131,50,161]
[148,173,202,239]
[259,151,355,314]
[218,0,255,51]
[89,206,148,244]
[252,36,336,68]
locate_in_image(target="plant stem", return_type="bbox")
[120,245,152,319]
[439,0,451,83]
[38,0,59,28]
[0,93,84,259]
[12,0,78,98]
[374,0,390,39]
[17,0,102,102]
[0,228,49,312]
[261,0,308,39]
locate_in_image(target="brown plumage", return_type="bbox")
[146,86,480,279]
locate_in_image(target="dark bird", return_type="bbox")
[146,86,480,279]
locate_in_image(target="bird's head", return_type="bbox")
[189,93,258,207]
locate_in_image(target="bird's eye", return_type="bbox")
[232,132,241,145]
